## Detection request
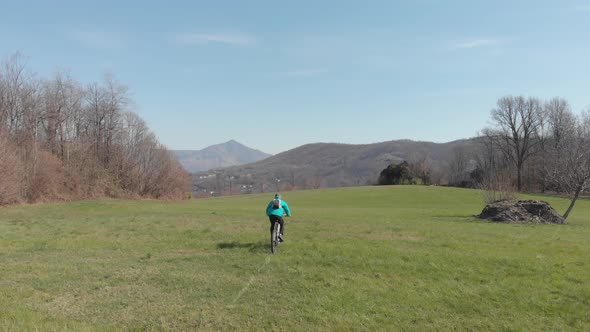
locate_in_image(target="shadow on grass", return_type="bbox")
[217,241,269,253]
[432,214,485,223]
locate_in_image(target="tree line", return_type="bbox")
[0,53,190,205]
[381,95,589,220]
[478,95,590,219]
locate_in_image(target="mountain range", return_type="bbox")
[190,138,479,195]
[173,140,272,173]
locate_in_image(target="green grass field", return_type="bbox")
[1,186,589,331]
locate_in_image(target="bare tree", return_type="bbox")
[448,146,468,186]
[546,110,590,219]
[545,98,576,153]
[1,53,29,133]
[0,54,42,200]
[475,131,501,179]
[484,96,542,191]
[406,151,432,185]
[39,71,83,160]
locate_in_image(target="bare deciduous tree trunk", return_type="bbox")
[563,187,582,220]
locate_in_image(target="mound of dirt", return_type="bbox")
[478,200,566,224]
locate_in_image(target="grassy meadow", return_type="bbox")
[1,186,589,331]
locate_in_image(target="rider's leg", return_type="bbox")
[277,216,285,238]
[269,216,276,237]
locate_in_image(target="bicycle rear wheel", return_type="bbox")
[271,222,280,254]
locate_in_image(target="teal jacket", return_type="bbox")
[266,199,291,217]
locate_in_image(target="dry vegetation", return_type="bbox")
[0,53,190,205]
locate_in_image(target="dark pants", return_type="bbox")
[269,215,285,237]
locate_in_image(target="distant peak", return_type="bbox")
[222,140,246,149]
[173,139,272,172]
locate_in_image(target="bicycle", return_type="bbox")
[270,215,288,254]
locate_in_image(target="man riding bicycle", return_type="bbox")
[266,193,292,242]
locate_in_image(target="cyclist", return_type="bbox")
[266,193,292,242]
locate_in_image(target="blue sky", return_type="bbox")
[1,0,589,154]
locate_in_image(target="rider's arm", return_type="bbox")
[265,201,273,216]
[282,201,291,217]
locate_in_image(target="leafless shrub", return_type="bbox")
[479,169,518,204]
[28,151,69,203]
[307,175,323,189]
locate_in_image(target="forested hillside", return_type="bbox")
[0,53,190,205]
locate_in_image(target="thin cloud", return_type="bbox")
[70,30,124,50]
[449,38,503,50]
[173,33,255,46]
[573,4,590,11]
[283,69,327,77]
